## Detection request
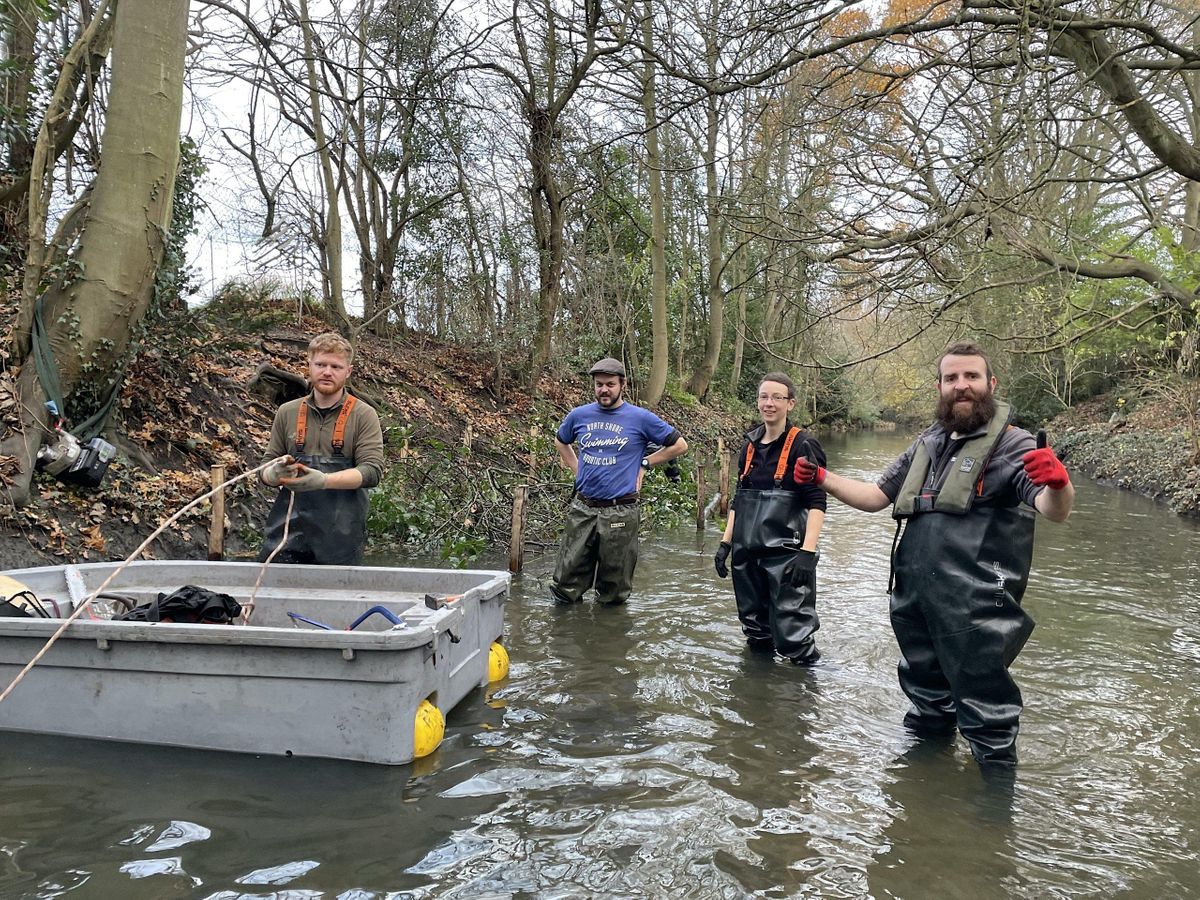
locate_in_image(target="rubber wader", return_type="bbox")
[550,499,641,606]
[890,405,1036,764]
[260,455,369,565]
[730,488,818,662]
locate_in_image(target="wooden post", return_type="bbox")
[695,458,707,530]
[464,424,473,456]
[208,464,226,560]
[509,484,528,573]
[717,436,730,516]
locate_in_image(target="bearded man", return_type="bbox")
[550,357,688,607]
[793,341,1074,768]
[259,332,384,565]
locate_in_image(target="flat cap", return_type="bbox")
[588,357,626,377]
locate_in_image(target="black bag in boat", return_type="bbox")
[114,585,242,625]
[0,599,31,618]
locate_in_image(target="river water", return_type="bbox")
[2,431,1198,898]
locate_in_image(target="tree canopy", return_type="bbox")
[2,0,1197,493]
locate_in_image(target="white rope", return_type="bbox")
[241,489,295,625]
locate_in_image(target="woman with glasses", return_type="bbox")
[713,373,827,665]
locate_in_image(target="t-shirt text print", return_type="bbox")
[579,420,629,466]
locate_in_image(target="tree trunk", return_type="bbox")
[641,1,668,404]
[1,0,188,508]
[527,102,565,374]
[298,0,347,324]
[728,243,747,395]
[686,89,724,399]
[14,4,114,361]
[1,3,36,181]
[1184,22,1200,255]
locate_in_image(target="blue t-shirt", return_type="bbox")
[556,401,676,500]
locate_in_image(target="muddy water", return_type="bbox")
[1,431,1198,898]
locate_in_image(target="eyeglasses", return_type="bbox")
[757,394,791,402]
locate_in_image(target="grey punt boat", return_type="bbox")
[0,561,509,765]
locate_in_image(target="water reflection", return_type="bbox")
[2,431,1199,896]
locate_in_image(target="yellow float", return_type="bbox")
[413,698,445,758]
[488,641,509,682]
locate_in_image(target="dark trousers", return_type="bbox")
[891,587,1034,764]
[731,549,819,660]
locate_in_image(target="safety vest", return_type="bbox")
[893,401,1013,518]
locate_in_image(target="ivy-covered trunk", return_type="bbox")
[2,0,187,507]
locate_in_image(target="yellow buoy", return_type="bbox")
[488,641,510,682]
[413,698,445,759]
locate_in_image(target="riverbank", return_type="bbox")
[2,292,1197,569]
[1048,394,1200,518]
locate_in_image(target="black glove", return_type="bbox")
[714,541,731,578]
[663,461,682,483]
[792,549,818,586]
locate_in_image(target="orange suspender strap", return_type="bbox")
[739,426,801,485]
[332,395,357,455]
[295,400,308,453]
[294,394,357,456]
[740,443,755,481]
[774,427,800,486]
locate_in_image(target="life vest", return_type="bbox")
[295,393,357,456]
[893,401,1014,518]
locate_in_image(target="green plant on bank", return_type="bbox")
[637,458,697,530]
[238,521,264,554]
[441,535,488,568]
[663,379,700,410]
[150,138,206,318]
[367,460,457,550]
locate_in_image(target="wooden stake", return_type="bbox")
[207,464,226,560]
[696,459,707,530]
[509,484,528,573]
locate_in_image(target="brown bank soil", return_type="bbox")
[0,297,742,570]
[1049,395,1200,518]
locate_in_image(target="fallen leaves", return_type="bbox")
[81,524,106,552]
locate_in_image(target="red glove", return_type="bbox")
[1022,446,1069,490]
[793,455,827,486]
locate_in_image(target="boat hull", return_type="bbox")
[0,561,509,765]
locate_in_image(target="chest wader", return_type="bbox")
[260,398,369,566]
[890,402,1035,764]
[550,497,641,606]
[730,428,818,662]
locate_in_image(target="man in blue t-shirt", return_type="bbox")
[550,357,688,606]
